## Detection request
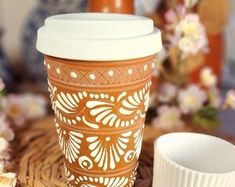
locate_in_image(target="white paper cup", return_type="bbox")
[153,133,235,187]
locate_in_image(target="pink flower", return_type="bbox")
[176,4,186,18]
[21,94,47,120]
[175,14,208,57]
[152,105,184,130]
[2,94,47,126]
[165,5,186,24]
[178,85,207,114]
[0,79,5,92]
[2,95,27,126]
[165,9,177,23]
[0,114,14,141]
[158,83,178,103]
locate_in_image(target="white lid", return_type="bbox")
[36,13,162,61]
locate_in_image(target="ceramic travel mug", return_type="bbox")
[153,133,235,187]
[37,13,162,186]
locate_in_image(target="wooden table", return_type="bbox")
[14,116,235,187]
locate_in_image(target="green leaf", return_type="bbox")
[197,107,218,119]
[192,115,220,129]
[192,107,220,129]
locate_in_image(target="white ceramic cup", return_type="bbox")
[152,133,235,187]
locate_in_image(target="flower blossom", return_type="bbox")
[208,88,222,108]
[2,94,47,126]
[224,90,235,109]
[0,172,17,187]
[178,85,207,114]
[175,13,208,57]
[158,83,178,103]
[152,105,184,130]
[21,94,47,120]
[0,114,14,141]
[2,95,27,126]
[200,67,217,87]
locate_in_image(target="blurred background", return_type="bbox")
[0,0,234,134]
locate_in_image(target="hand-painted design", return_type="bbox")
[144,64,148,71]
[54,90,88,125]
[81,184,96,187]
[128,165,138,187]
[151,62,155,69]
[86,131,132,171]
[55,123,84,163]
[108,70,114,77]
[48,79,151,129]
[47,80,57,110]
[74,175,129,187]
[128,69,133,75]
[70,72,78,79]
[47,58,155,86]
[65,165,129,187]
[86,81,151,128]
[120,81,151,117]
[124,150,135,163]
[78,156,93,170]
[134,127,144,159]
[65,165,75,182]
[56,67,61,74]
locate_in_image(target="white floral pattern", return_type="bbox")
[55,123,84,163]
[134,127,144,159]
[48,80,57,110]
[86,131,132,171]
[87,81,151,128]
[48,80,151,129]
[48,76,151,186]
[65,165,135,187]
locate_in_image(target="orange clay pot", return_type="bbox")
[88,0,135,14]
[44,55,155,186]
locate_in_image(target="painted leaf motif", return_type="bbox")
[86,131,132,170]
[76,176,129,187]
[86,81,152,128]
[65,165,129,187]
[55,123,84,163]
[134,128,144,159]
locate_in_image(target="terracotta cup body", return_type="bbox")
[45,55,155,186]
[37,13,162,187]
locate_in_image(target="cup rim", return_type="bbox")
[154,132,235,176]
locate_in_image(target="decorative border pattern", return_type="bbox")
[45,59,155,86]
[65,165,137,187]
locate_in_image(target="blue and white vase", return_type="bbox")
[21,0,87,83]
